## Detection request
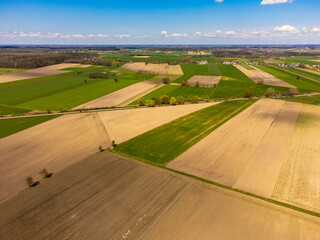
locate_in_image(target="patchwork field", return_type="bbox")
[273,104,320,213]
[98,102,218,144]
[187,75,221,87]
[0,113,111,202]
[0,64,142,114]
[122,62,183,75]
[235,64,296,88]
[0,63,84,83]
[168,99,320,213]
[1,151,319,240]
[74,81,162,109]
[0,68,24,75]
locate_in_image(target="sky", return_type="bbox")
[0,0,319,45]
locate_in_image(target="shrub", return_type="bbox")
[289,88,297,96]
[39,168,49,178]
[257,79,264,85]
[195,81,200,87]
[137,97,146,106]
[99,146,104,152]
[26,176,34,187]
[181,80,187,86]
[112,141,117,148]
[160,95,170,104]
[147,100,156,107]
[244,88,253,98]
[88,72,107,78]
[265,87,276,97]
[152,97,162,105]
[191,95,199,103]
[213,83,217,88]
[162,77,170,84]
[176,96,185,104]
[170,97,177,105]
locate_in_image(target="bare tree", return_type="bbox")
[26,176,34,187]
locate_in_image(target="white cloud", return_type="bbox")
[311,27,320,32]
[161,30,167,35]
[261,0,294,5]
[225,30,237,35]
[72,34,84,38]
[274,25,299,33]
[114,34,131,38]
[215,0,224,2]
[302,27,308,33]
[168,33,188,37]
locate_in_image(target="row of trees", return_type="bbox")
[245,87,298,98]
[137,95,200,107]
[26,168,52,187]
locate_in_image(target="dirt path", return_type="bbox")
[98,102,219,144]
[0,63,85,83]
[74,81,161,109]
[0,113,110,203]
[1,151,319,240]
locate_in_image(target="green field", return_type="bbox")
[0,68,24,75]
[283,68,320,83]
[281,56,320,65]
[241,65,255,70]
[114,100,256,165]
[255,65,320,92]
[280,94,320,106]
[175,63,221,83]
[0,104,31,115]
[0,115,60,139]
[0,65,146,113]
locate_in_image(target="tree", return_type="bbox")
[112,141,117,148]
[191,95,199,103]
[195,81,200,87]
[99,146,104,152]
[114,78,118,82]
[289,88,297,96]
[137,97,146,106]
[39,168,49,178]
[176,96,185,104]
[170,97,177,105]
[26,176,34,187]
[152,97,162,105]
[244,88,253,98]
[147,100,156,107]
[181,80,187,86]
[162,77,170,84]
[160,95,170,104]
[265,87,276,97]
[213,83,217,88]
[257,79,264,85]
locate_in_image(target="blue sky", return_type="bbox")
[0,0,319,44]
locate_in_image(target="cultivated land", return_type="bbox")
[0,68,24,75]
[115,100,256,165]
[98,102,218,144]
[187,75,222,87]
[0,63,85,83]
[1,152,320,240]
[74,81,162,109]
[273,104,320,213]
[0,113,111,202]
[0,115,60,139]
[0,64,142,114]
[122,62,183,75]
[235,64,296,88]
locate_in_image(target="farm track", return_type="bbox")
[1,152,320,239]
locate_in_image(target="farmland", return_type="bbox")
[281,56,320,65]
[1,151,319,240]
[280,94,320,105]
[0,115,60,139]
[114,100,256,165]
[175,63,221,83]
[0,68,24,75]
[0,64,147,113]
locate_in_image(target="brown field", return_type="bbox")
[168,100,302,194]
[0,113,110,203]
[0,63,85,83]
[187,75,222,87]
[122,62,183,75]
[1,151,319,240]
[273,104,320,213]
[74,81,162,109]
[98,102,219,144]
[235,64,296,88]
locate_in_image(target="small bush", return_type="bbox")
[195,81,200,87]
[176,96,185,104]
[137,97,146,106]
[99,146,104,152]
[265,87,276,97]
[26,176,34,187]
[160,95,170,104]
[147,100,156,107]
[89,72,108,79]
[112,141,117,148]
[181,80,187,86]
[162,77,170,84]
[191,95,199,103]
[244,88,253,98]
[289,88,297,96]
[257,79,264,85]
[170,97,177,105]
